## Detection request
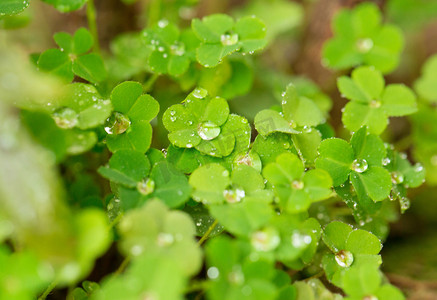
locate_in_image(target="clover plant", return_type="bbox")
[0,1,434,300]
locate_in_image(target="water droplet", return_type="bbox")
[192,87,208,99]
[356,38,374,53]
[130,245,144,256]
[158,19,169,28]
[370,100,381,108]
[170,42,185,56]
[335,250,354,267]
[157,232,174,247]
[291,180,304,190]
[198,121,220,140]
[382,157,391,166]
[186,143,193,148]
[291,232,312,249]
[351,158,368,173]
[207,267,219,279]
[105,112,131,135]
[251,227,280,252]
[223,188,245,203]
[391,171,404,184]
[170,116,176,122]
[414,163,423,172]
[228,266,244,285]
[137,178,155,195]
[362,296,378,300]
[52,107,78,129]
[220,32,239,46]
[400,197,410,213]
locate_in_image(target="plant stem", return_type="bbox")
[86,0,100,54]
[108,213,124,230]
[38,278,59,300]
[143,73,159,92]
[147,0,162,27]
[114,256,131,275]
[198,219,219,246]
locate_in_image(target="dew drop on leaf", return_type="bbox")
[156,232,174,247]
[251,227,280,252]
[351,158,368,173]
[192,87,208,99]
[356,38,374,53]
[137,178,155,195]
[105,112,131,135]
[220,33,239,46]
[382,157,391,166]
[207,267,219,279]
[291,232,312,249]
[198,121,220,140]
[335,250,354,267]
[223,188,245,203]
[52,107,78,129]
[391,171,404,184]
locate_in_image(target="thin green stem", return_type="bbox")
[143,73,159,92]
[86,0,100,54]
[147,0,162,27]
[198,219,219,246]
[38,278,59,300]
[108,213,124,230]
[114,256,131,275]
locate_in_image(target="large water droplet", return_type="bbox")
[291,180,304,190]
[137,178,155,195]
[391,171,404,184]
[223,188,245,203]
[356,38,374,53]
[198,121,220,140]
[52,107,78,129]
[105,112,131,135]
[207,267,219,279]
[158,19,169,28]
[351,158,368,173]
[192,87,208,99]
[220,33,239,46]
[335,250,354,267]
[400,197,410,213]
[291,232,312,249]
[170,42,185,56]
[157,232,174,247]
[251,227,280,252]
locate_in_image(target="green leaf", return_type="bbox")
[111,81,146,114]
[315,138,354,186]
[166,144,200,174]
[350,166,392,202]
[0,0,29,16]
[263,153,304,186]
[345,229,382,255]
[189,164,230,204]
[291,130,322,166]
[106,121,153,153]
[54,32,73,53]
[322,221,353,253]
[282,84,325,127]
[303,169,333,201]
[149,161,191,208]
[252,133,294,165]
[209,201,273,237]
[98,150,150,187]
[37,48,74,82]
[342,101,388,134]
[375,285,405,300]
[351,66,384,100]
[381,84,417,116]
[350,127,386,166]
[254,109,300,135]
[342,264,381,297]
[192,14,234,42]
[72,53,108,84]
[41,0,87,12]
[73,28,94,55]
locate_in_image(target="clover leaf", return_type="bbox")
[342,264,405,300]
[0,247,50,299]
[205,236,279,300]
[0,0,29,16]
[339,66,417,134]
[105,81,159,153]
[118,200,202,276]
[41,0,87,13]
[316,126,392,202]
[144,21,199,76]
[263,152,332,213]
[255,84,325,135]
[38,28,107,83]
[49,83,113,130]
[163,87,236,157]
[384,147,425,213]
[322,2,404,74]
[98,150,191,209]
[321,221,382,287]
[192,14,267,67]
[414,54,437,104]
